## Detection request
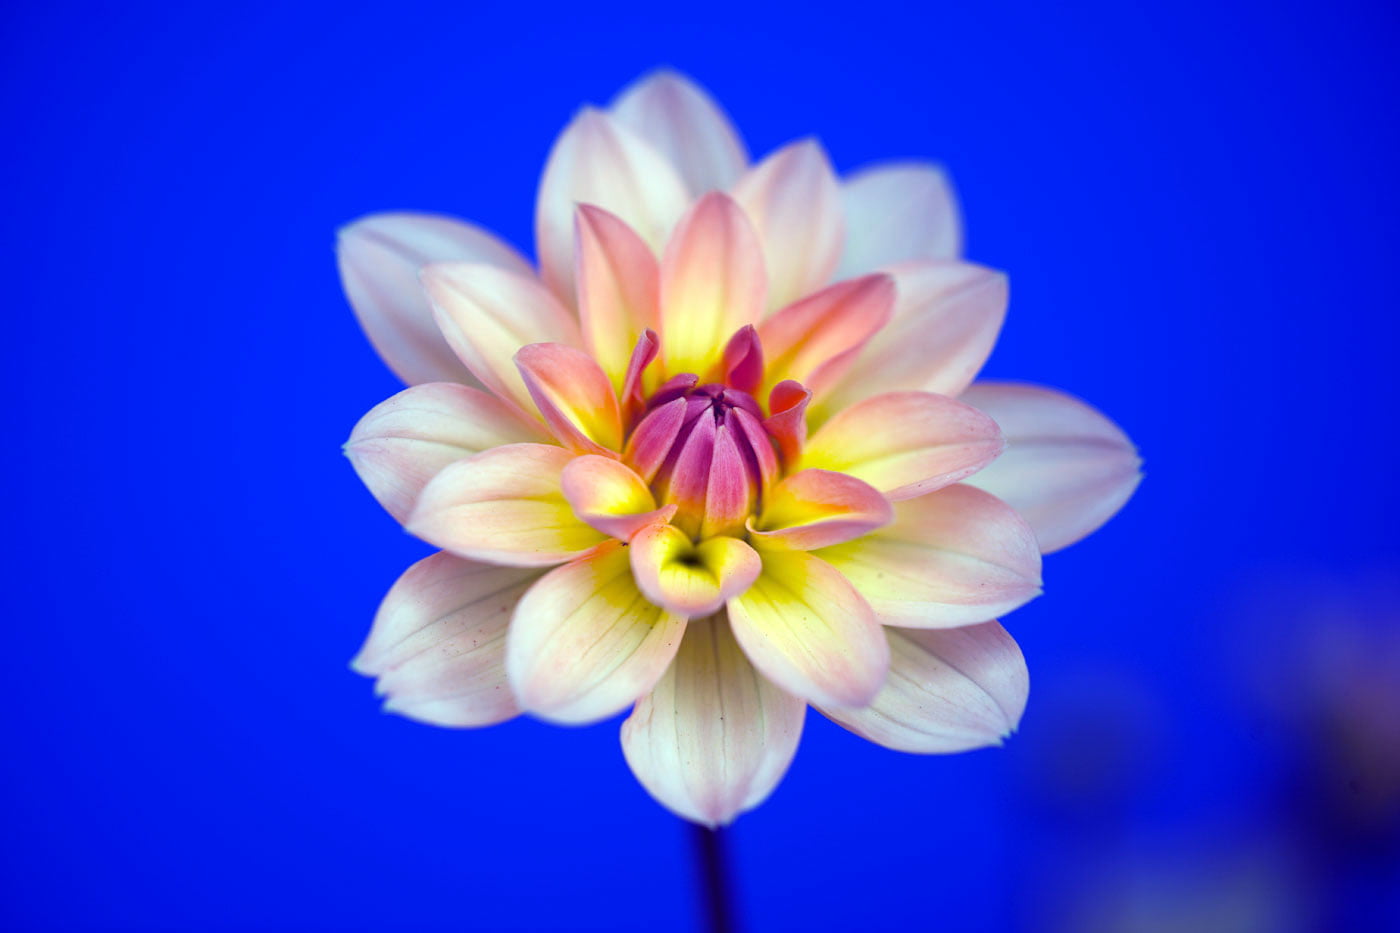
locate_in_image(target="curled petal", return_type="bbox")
[506,543,686,724]
[750,469,893,550]
[514,343,623,455]
[759,274,895,401]
[817,484,1042,628]
[731,139,844,311]
[355,551,541,728]
[407,444,605,566]
[801,392,1004,499]
[960,382,1142,553]
[624,396,688,483]
[610,69,748,194]
[337,212,533,386]
[727,549,888,707]
[575,205,660,392]
[629,523,762,618]
[621,614,805,827]
[836,162,961,279]
[659,192,767,377]
[422,263,582,415]
[561,455,675,541]
[619,329,661,427]
[536,108,690,305]
[717,324,763,395]
[344,382,549,522]
[822,623,1028,753]
[763,380,811,467]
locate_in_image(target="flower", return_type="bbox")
[338,70,1142,826]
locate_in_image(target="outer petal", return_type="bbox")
[561,455,675,541]
[575,205,660,392]
[337,212,534,386]
[749,469,893,550]
[959,382,1142,553]
[731,139,844,312]
[758,274,895,402]
[407,444,605,566]
[629,523,762,618]
[817,484,1042,628]
[823,261,1007,412]
[506,542,686,724]
[801,392,1004,500]
[423,263,583,416]
[610,69,748,195]
[658,192,767,377]
[536,108,691,305]
[344,382,551,522]
[822,622,1028,753]
[354,551,541,727]
[514,343,623,455]
[727,549,888,708]
[836,163,961,279]
[621,614,805,827]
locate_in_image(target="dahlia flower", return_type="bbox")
[338,70,1140,825]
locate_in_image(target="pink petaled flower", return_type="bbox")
[338,70,1141,825]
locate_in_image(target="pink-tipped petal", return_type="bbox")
[801,392,1004,500]
[659,192,767,377]
[750,469,893,550]
[422,263,582,416]
[623,396,689,483]
[727,549,888,708]
[823,261,1007,410]
[506,542,686,724]
[514,343,623,455]
[822,622,1028,753]
[701,423,753,540]
[344,382,550,522]
[621,614,804,827]
[817,484,1042,628]
[575,205,661,391]
[959,382,1142,553]
[758,274,895,401]
[561,455,675,541]
[407,443,605,566]
[337,212,534,387]
[836,163,962,279]
[763,380,811,467]
[619,329,661,427]
[717,324,764,395]
[536,108,690,305]
[610,69,748,195]
[355,551,541,728]
[731,139,844,312]
[629,523,762,618]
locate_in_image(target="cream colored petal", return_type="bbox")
[610,69,748,194]
[837,162,961,279]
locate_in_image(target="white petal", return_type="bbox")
[610,69,748,194]
[836,162,962,279]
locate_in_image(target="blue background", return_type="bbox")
[4,1,1398,929]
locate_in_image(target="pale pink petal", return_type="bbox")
[575,205,660,391]
[822,622,1027,753]
[727,549,888,707]
[407,443,605,566]
[629,523,761,618]
[749,469,893,551]
[514,343,623,455]
[959,382,1142,553]
[610,69,748,195]
[337,212,534,387]
[621,614,805,827]
[506,542,686,724]
[836,163,962,279]
[758,274,895,401]
[422,263,582,416]
[817,484,1042,628]
[658,192,767,377]
[731,139,844,312]
[354,551,541,728]
[561,455,675,541]
[344,382,550,522]
[822,261,1007,412]
[801,392,1004,499]
[536,108,691,305]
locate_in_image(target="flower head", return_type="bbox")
[339,70,1142,825]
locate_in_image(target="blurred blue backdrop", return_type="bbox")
[3,1,1398,930]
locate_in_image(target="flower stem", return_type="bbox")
[691,823,737,933]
